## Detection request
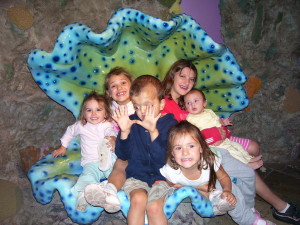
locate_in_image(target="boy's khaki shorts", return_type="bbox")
[123,177,174,204]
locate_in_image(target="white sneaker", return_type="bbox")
[252,208,276,225]
[85,181,120,213]
[76,191,88,212]
[209,189,235,215]
[98,139,112,171]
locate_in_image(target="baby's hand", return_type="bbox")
[221,191,237,206]
[218,127,227,140]
[221,118,233,126]
[105,136,116,152]
[52,146,66,158]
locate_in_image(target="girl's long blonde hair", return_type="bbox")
[166,120,217,191]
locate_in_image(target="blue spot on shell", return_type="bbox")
[53,56,60,62]
[70,66,77,72]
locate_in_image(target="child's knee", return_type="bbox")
[146,199,164,216]
[130,190,147,209]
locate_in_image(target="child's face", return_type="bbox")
[84,99,107,124]
[184,91,206,114]
[106,74,131,105]
[131,86,165,121]
[171,67,196,99]
[172,133,202,171]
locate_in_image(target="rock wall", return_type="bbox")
[219,0,300,163]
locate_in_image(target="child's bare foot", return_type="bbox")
[249,155,262,163]
[247,159,263,170]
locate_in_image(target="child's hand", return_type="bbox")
[52,146,66,158]
[105,136,116,152]
[172,183,184,188]
[221,191,237,206]
[135,104,160,133]
[218,127,227,140]
[112,105,135,133]
[221,118,233,126]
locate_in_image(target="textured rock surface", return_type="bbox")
[220,0,300,162]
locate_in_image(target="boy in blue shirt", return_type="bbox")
[86,75,177,225]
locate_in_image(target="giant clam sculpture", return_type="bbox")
[27,8,248,224]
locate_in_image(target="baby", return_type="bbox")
[184,89,262,169]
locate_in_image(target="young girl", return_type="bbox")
[104,67,135,117]
[52,91,117,212]
[160,121,275,225]
[83,67,135,213]
[184,89,263,169]
[162,59,299,224]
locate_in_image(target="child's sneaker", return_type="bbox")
[253,216,276,225]
[105,183,121,206]
[76,191,88,212]
[272,203,300,225]
[98,139,112,171]
[85,181,120,213]
[209,189,235,215]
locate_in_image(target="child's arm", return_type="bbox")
[216,165,237,206]
[52,122,79,158]
[112,105,136,140]
[135,104,160,141]
[52,145,67,157]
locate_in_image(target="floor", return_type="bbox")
[1,160,299,225]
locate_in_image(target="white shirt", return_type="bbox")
[60,121,117,166]
[111,100,135,116]
[160,157,221,187]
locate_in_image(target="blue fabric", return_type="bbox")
[116,113,177,186]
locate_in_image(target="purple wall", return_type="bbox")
[180,0,223,43]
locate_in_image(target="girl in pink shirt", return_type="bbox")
[52,91,117,212]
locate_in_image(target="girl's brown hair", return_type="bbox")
[162,59,198,108]
[166,120,217,191]
[78,91,112,125]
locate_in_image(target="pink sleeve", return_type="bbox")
[60,122,80,148]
